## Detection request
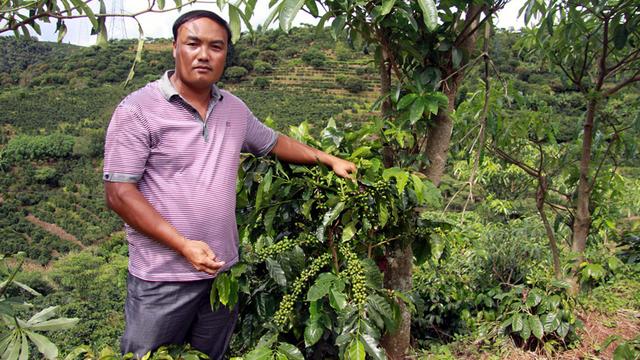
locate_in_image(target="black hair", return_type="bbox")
[172,10,235,66]
[172,10,232,43]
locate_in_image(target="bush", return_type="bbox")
[2,133,75,163]
[335,43,352,61]
[283,47,299,58]
[336,75,366,93]
[224,66,248,83]
[301,48,326,68]
[253,77,271,89]
[253,60,273,74]
[258,50,279,65]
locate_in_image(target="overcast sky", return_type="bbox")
[10,0,526,46]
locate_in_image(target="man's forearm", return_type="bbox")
[270,135,338,167]
[269,135,357,179]
[104,182,187,254]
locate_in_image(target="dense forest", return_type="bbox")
[1,2,639,359]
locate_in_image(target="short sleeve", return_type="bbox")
[102,105,151,183]
[242,112,278,157]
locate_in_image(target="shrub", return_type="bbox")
[224,66,248,83]
[301,48,326,68]
[253,77,271,89]
[259,50,279,65]
[253,60,273,74]
[335,43,352,61]
[283,47,299,58]
[336,75,366,93]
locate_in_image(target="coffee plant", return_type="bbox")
[209,120,443,359]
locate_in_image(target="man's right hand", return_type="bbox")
[179,239,225,275]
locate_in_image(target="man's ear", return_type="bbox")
[172,41,177,58]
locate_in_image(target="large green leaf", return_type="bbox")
[63,345,91,360]
[264,205,278,235]
[216,273,231,304]
[382,168,409,195]
[417,0,438,31]
[27,307,58,324]
[520,318,531,340]
[360,334,386,360]
[277,343,304,360]
[529,315,544,340]
[541,312,560,333]
[279,0,306,31]
[378,0,396,17]
[304,321,323,347]
[525,288,543,308]
[396,93,417,110]
[329,288,347,311]
[409,97,426,124]
[18,333,28,360]
[304,0,318,17]
[266,258,287,286]
[307,273,341,301]
[341,221,357,242]
[345,339,366,360]
[27,318,79,332]
[317,202,345,241]
[511,313,524,332]
[378,203,389,228]
[331,15,347,40]
[5,333,20,360]
[245,346,272,360]
[24,331,57,360]
[228,5,241,44]
[556,322,570,339]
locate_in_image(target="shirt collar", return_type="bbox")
[158,70,223,103]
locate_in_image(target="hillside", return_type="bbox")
[0,25,638,359]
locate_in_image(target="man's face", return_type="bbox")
[173,17,228,90]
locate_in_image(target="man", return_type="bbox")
[103,10,356,359]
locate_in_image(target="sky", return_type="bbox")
[6,0,526,46]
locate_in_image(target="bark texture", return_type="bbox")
[572,99,598,265]
[380,242,413,359]
[424,4,484,186]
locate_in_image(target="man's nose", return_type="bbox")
[197,46,209,61]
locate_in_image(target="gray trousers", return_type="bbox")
[121,272,238,360]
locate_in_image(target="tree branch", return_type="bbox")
[603,71,640,97]
[489,145,539,178]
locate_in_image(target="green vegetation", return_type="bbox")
[0,3,639,359]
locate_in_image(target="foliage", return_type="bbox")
[1,133,75,163]
[336,75,367,93]
[253,77,271,90]
[253,60,273,74]
[224,66,249,83]
[63,344,208,360]
[301,48,327,68]
[496,283,581,353]
[209,119,442,358]
[0,254,80,360]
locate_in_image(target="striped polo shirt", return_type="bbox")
[103,71,277,281]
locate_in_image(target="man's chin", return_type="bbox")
[186,77,217,90]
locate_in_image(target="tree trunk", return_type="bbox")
[536,176,562,279]
[571,99,598,285]
[380,242,413,359]
[424,90,457,186]
[424,4,484,186]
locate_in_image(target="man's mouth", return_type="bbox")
[194,66,212,71]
